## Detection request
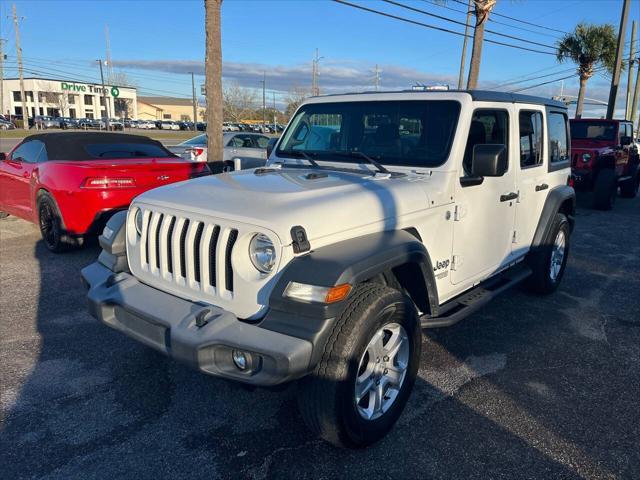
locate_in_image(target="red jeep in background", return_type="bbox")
[570,119,639,210]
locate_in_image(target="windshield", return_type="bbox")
[277,100,460,168]
[570,121,617,141]
[181,134,207,146]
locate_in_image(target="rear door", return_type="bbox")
[514,107,548,253]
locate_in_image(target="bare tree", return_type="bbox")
[284,86,309,119]
[205,0,224,172]
[110,71,138,88]
[114,98,133,118]
[41,92,68,116]
[223,82,257,122]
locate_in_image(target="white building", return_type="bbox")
[1,77,137,120]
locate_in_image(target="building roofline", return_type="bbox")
[3,77,137,90]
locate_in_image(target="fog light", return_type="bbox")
[232,350,248,370]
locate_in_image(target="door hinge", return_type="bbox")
[454,205,467,221]
[451,255,462,270]
[512,231,517,243]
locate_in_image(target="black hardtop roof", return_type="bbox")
[318,89,567,109]
[24,132,172,161]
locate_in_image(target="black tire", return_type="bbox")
[619,169,639,198]
[297,283,421,448]
[37,193,79,253]
[592,168,617,210]
[525,212,570,295]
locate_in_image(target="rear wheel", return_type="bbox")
[297,283,421,448]
[620,169,639,198]
[37,193,80,253]
[593,168,617,210]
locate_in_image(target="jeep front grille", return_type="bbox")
[136,208,239,294]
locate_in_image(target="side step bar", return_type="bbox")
[420,265,532,328]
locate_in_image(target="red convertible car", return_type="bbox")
[0,132,210,252]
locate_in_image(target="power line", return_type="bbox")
[510,65,609,93]
[493,67,576,89]
[418,0,562,39]
[332,0,559,56]
[383,0,557,50]
[450,0,569,35]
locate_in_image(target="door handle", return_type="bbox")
[500,192,519,202]
[535,183,549,192]
[22,172,30,178]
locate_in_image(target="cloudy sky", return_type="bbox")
[1,0,639,116]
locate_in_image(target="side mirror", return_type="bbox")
[266,137,277,158]
[620,135,631,146]
[471,144,507,177]
[0,152,5,161]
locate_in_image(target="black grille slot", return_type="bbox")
[166,217,176,274]
[179,219,190,278]
[193,222,204,283]
[144,212,150,266]
[154,214,164,269]
[225,229,238,292]
[208,226,220,287]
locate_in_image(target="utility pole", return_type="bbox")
[105,25,114,84]
[190,71,198,131]
[631,59,640,133]
[458,0,473,90]
[312,48,323,96]
[272,91,276,133]
[0,38,5,118]
[625,21,637,120]
[606,0,630,119]
[261,72,266,130]
[96,59,110,130]
[12,5,27,130]
[374,64,380,90]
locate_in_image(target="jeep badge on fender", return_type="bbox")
[82,90,575,448]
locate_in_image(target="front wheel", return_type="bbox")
[593,169,617,210]
[297,283,421,448]
[620,169,639,198]
[525,212,571,295]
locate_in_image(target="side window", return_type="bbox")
[519,110,543,168]
[255,136,269,148]
[10,140,45,163]
[227,136,243,148]
[464,109,509,174]
[548,112,569,164]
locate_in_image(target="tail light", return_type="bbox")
[567,175,574,187]
[81,177,136,189]
[186,147,204,158]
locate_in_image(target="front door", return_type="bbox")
[0,140,43,217]
[451,107,517,285]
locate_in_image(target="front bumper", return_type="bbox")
[571,168,594,191]
[81,261,313,386]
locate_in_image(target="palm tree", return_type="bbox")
[556,23,617,119]
[205,0,224,172]
[466,0,497,89]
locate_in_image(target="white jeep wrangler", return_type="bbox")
[82,90,575,448]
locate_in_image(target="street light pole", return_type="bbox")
[261,72,266,130]
[190,71,198,131]
[606,0,630,119]
[96,59,110,130]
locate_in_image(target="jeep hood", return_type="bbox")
[135,168,431,245]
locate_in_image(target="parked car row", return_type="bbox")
[168,132,271,168]
[223,121,284,134]
[124,119,207,131]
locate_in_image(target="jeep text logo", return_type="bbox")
[433,259,450,271]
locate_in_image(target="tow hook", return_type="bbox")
[195,308,213,328]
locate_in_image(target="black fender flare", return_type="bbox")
[268,229,438,319]
[261,229,438,370]
[531,185,575,250]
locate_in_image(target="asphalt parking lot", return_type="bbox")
[1,195,639,480]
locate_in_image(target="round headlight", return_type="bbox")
[249,233,276,274]
[134,208,144,236]
[581,153,592,163]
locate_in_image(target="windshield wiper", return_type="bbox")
[343,150,390,174]
[279,149,320,167]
